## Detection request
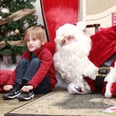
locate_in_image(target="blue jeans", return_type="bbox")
[15,58,51,94]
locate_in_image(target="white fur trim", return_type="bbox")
[67,82,91,94]
[104,61,116,98]
[104,82,112,98]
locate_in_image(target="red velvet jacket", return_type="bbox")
[86,25,116,93]
[89,25,116,67]
[7,45,57,90]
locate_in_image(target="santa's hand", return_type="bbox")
[67,83,83,94]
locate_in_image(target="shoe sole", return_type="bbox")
[18,94,34,101]
[3,92,21,100]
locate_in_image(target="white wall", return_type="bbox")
[32,0,44,25]
[82,0,116,28]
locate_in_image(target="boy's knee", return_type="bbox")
[31,58,40,66]
[20,58,29,64]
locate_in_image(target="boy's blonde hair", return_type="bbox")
[24,26,46,43]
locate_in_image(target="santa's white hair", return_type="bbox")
[53,22,99,94]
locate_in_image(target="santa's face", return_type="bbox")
[61,35,75,46]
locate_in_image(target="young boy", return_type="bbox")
[3,25,57,101]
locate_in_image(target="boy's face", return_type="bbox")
[26,35,41,52]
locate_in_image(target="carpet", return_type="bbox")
[5,89,115,116]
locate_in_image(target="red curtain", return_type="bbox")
[40,0,79,41]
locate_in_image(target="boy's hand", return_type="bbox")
[3,85,13,91]
[21,85,33,92]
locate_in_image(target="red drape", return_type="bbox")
[40,0,79,41]
[0,70,13,92]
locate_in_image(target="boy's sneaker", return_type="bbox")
[3,88,21,100]
[17,90,34,101]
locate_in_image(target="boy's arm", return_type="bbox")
[28,49,53,89]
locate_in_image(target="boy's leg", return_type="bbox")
[15,58,30,85]
[17,75,51,101]
[17,58,41,101]
[3,59,30,100]
[34,75,51,94]
[22,58,40,82]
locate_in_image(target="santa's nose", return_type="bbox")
[61,36,75,45]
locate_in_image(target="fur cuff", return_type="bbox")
[104,82,112,98]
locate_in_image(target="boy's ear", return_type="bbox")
[41,41,46,45]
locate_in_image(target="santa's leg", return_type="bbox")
[103,82,116,98]
[110,82,116,97]
[104,82,112,98]
[104,61,116,98]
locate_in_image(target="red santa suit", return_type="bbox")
[53,23,116,98]
[86,25,116,97]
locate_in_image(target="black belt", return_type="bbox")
[95,67,110,90]
[95,53,116,90]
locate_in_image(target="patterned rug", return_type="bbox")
[5,89,115,116]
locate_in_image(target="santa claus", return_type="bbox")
[53,22,116,98]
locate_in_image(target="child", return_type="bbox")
[3,25,57,101]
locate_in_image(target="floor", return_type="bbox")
[0,93,43,116]
[3,89,116,116]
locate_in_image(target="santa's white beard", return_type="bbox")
[54,41,83,83]
[54,40,98,94]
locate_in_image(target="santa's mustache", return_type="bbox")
[61,41,78,52]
